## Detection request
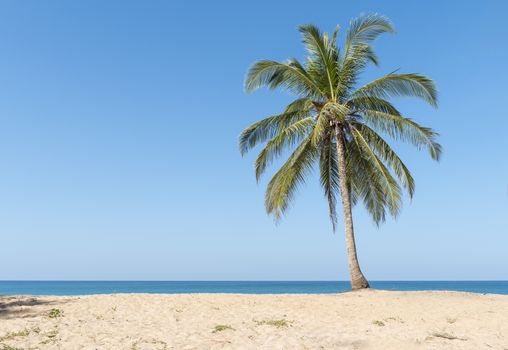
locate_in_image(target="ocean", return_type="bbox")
[0,281,507,296]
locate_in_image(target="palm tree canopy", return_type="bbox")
[240,14,441,229]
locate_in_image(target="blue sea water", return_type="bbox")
[0,281,507,296]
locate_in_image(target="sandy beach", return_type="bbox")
[0,290,507,349]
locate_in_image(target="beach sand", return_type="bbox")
[1,290,507,349]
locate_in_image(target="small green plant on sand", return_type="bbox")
[0,328,30,341]
[0,344,24,350]
[372,320,385,326]
[255,319,291,328]
[212,324,234,333]
[48,308,62,318]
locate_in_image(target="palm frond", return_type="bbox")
[319,132,340,230]
[360,110,442,160]
[340,14,394,87]
[338,43,379,93]
[351,127,402,217]
[299,25,338,99]
[255,117,315,180]
[351,73,438,107]
[284,98,315,113]
[346,14,394,47]
[265,135,318,219]
[345,139,388,224]
[347,96,400,115]
[239,110,310,155]
[353,123,415,196]
[245,60,323,97]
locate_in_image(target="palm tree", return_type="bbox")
[239,14,441,290]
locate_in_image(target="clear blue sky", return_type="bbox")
[0,0,507,280]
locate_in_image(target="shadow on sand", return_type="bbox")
[0,296,67,320]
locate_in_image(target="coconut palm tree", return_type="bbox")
[239,14,441,290]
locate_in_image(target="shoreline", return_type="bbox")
[2,288,508,297]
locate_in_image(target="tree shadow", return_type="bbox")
[0,296,68,320]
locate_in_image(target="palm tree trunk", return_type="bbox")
[335,124,370,290]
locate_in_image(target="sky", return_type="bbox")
[0,0,507,281]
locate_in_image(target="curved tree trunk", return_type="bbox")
[335,125,370,290]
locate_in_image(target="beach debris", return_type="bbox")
[430,331,467,341]
[131,338,168,350]
[255,319,292,328]
[40,329,59,345]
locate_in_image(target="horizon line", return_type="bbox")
[1,280,507,282]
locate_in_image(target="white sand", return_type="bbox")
[1,290,507,349]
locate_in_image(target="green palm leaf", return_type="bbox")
[319,132,340,230]
[245,60,323,98]
[353,123,415,197]
[360,110,442,160]
[265,135,318,219]
[255,117,315,180]
[346,14,394,47]
[350,127,402,217]
[352,73,438,107]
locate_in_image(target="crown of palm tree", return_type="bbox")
[240,14,440,230]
